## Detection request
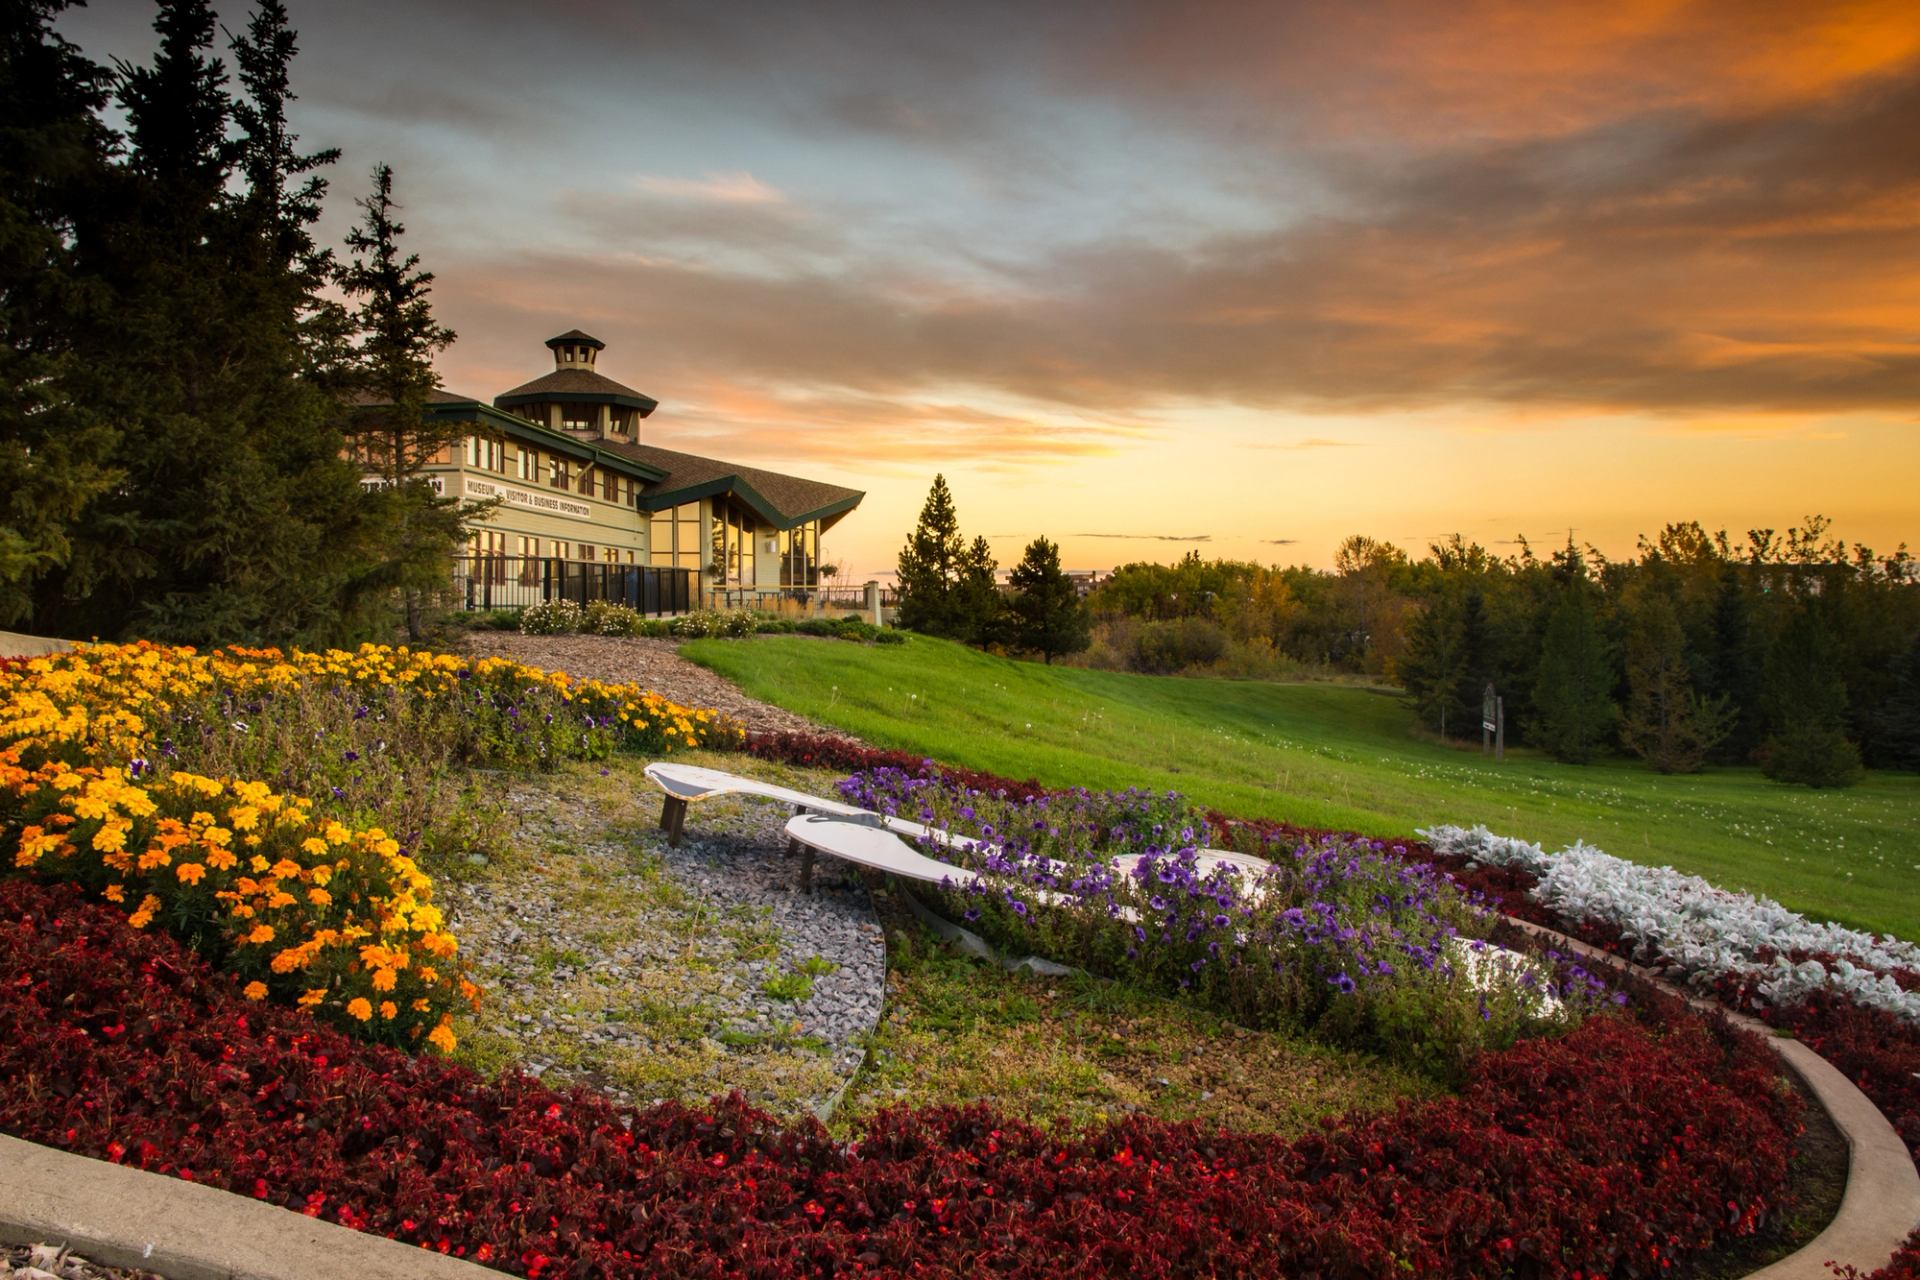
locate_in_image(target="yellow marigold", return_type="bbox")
[229,805,259,832]
[127,894,161,929]
[298,988,326,1007]
[300,837,328,857]
[370,967,397,992]
[345,997,373,1022]
[323,821,350,846]
[103,883,125,903]
[379,1000,397,1020]
[175,862,206,885]
[135,845,171,871]
[91,822,129,854]
[306,888,331,907]
[268,858,300,880]
[243,981,267,1001]
[205,846,237,871]
[309,864,331,887]
[246,924,275,945]
[427,1022,457,1054]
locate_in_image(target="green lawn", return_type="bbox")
[682,634,1920,942]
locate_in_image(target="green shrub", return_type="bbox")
[582,600,644,637]
[1762,725,1865,788]
[520,599,584,635]
[1127,617,1228,674]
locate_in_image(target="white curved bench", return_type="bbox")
[644,761,869,846]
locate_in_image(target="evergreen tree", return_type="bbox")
[1532,551,1615,763]
[337,163,472,640]
[0,0,120,623]
[1008,536,1089,663]
[1761,598,1864,788]
[895,475,967,637]
[956,534,1006,646]
[1697,565,1764,762]
[1881,631,1920,773]
[1399,588,1489,737]
[1620,593,1730,773]
[35,0,373,645]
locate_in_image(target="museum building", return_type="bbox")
[410,330,863,608]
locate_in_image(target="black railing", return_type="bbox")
[452,556,696,615]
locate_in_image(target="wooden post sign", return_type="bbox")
[1482,684,1506,761]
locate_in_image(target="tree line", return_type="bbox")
[2,0,468,646]
[1086,521,1919,786]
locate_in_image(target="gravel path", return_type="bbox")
[458,632,842,739]
[441,758,886,1118]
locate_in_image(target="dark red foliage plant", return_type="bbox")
[1,877,1803,1279]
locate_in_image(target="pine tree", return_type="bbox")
[1008,536,1089,663]
[1761,599,1864,788]
[0,0,120,623]
[895,475,966,637]
[1698,566,1764,761]
[1882,631,1920,773]
[1620,594,1730,773]
[337,163,472,639]
[1532,553,1616,763]
[956,534,1005,646]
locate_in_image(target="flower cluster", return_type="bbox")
[1421,823,1920,1023]
[0,877,1800,1280]
[0,642,742,1052]
[840,769,1616,1080]
[2,755,469,1051]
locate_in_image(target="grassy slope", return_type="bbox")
[683,635,1920,941]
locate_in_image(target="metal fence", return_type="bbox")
[451,556,697,615]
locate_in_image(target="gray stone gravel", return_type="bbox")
[3,1244,160,1280]
[441,761,886,1117]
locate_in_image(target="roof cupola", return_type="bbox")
[545,329,605,370]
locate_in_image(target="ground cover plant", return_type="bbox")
[518,600,902,644]
[0,642,742,1051]
[839,767,1615,1083]
[0,875,1805,1280]
[684,632,1920,938]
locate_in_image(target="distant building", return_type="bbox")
[386,330,863,609]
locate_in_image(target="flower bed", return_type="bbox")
[1419,824,1920,1022]
[0,876,1800,1279]
[837,768,1616,1081]
[0,642,743,1052]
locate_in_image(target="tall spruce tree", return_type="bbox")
[34,0,373,645]
[1620,593,1729,773]
[1532,547,1615,763]
[1007,536,1089,663]
[956,534,1005,646]
[895,475,967,637]
[0,0,120,623]
[337,162,471,639]
[1882,631,1920,773]
[1761,597,1864,788]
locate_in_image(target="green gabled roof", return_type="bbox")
[415,390,666,482]
[601,441,864,532]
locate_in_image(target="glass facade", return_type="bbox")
[647,502,703,572]
[776,521,821,587]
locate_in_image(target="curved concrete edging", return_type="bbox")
[0,1132,499,1280]
[1504,916,1920,1278]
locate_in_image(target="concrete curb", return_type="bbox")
[0,1132,498,1280]
[1507,917,1920,1278]
[0,630,74,658]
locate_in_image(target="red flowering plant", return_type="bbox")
[1,877,1800,1279]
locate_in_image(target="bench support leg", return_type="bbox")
[799,847,816,894]
[659,796,688,847]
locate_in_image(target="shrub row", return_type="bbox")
[519,600,903,644]
[742,728,1049,801]
[0,876,1800,1280]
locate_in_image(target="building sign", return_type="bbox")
[463,477,595,521]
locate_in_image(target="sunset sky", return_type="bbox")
[60,0,1920,578]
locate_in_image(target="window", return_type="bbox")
[576,465,593,496]
[554,541,569,562]
[601,471,614,501]
[464,436,479,467]
[562,411,592,431]
[577,542,594,564]
[517,447,536,482]
[648,502,705,571]
[550,457,570,489]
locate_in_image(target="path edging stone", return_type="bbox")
[0,1132,498,1280]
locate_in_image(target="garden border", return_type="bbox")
[1,908,1916,1280]
[1503,918,1920,1279]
